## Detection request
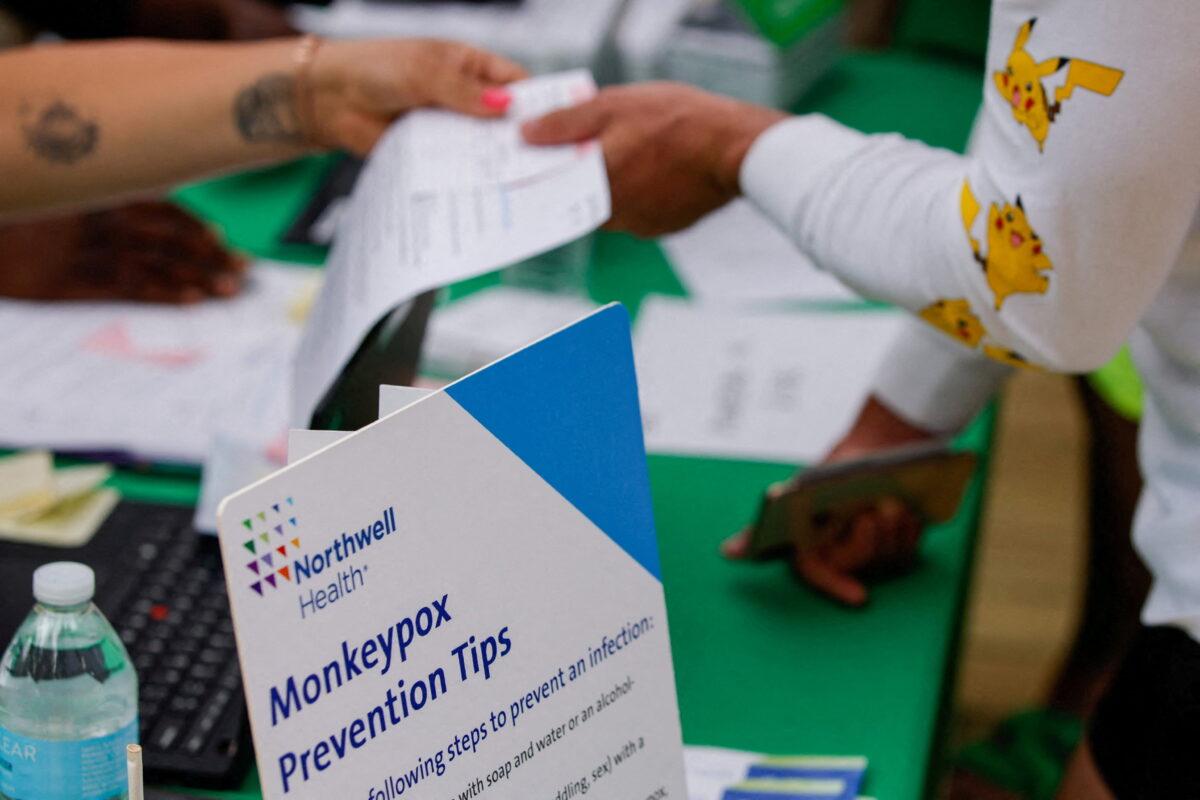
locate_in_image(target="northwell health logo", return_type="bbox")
[242,497,301,597]
[242,498,401,619]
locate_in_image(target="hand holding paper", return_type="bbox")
[307,39,527,155]
[522,82,785,236]
[293,70,612,424]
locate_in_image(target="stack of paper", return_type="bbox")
[686,746,872,800]
[0,450,118,547]
[663,0,845,109]
[613,0,698,82]
[295,0,627,77]
[634,297,902,464]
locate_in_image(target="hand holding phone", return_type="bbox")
[728,441,977,606]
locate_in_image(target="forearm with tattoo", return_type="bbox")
[20,99,99,164]
[233,73,302,144]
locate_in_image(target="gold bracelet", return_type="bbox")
[293,34,324,146]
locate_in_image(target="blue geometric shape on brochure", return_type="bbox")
[445,304,662,581]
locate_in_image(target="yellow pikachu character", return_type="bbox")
[995,18,1124,151]
[919,299,987,348]
[984,344,1040,370]
[962,181,1053,310]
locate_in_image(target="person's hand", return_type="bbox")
[309,39,528,156]
[130,0,298,41]
[0,201,246,304]
[723,396,936,607]
[521,82,787,237]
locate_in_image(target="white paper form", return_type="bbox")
[634,297,902,464]
[661,199,858,306]
[292,69,611,424]
[423,286,599,378]
[0,263,315,464]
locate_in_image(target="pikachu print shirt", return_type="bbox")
[739,2,1200,638]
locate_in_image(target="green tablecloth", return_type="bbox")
[151,48,996,800]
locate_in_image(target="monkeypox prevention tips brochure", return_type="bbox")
[218,306,688,800]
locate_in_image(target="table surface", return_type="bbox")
[145,48,995,800]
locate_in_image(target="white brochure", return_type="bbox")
[220,306,685,800]
[292,69,610,425]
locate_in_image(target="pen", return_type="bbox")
[128,743,144,800]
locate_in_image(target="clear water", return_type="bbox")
[0,600,138,799]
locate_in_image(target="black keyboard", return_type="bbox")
[107,505,250,785]
[0,501,252,788]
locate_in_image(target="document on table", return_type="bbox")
[661,200,858,306]
[423,286,599,378]
[634,297,902,464]
[292,69,610,424]
[0,262,315,464]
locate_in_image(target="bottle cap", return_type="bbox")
[33,562,95,607]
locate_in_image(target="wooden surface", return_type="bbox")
[953,371,1087,745]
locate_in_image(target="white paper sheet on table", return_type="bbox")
[0,262,315,465]
[423,286,599,378]
[661,199,858,306]
[634,297,902,464]
[291,69,611,425]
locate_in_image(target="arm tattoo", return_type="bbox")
[234,73,303,144]
[21,100,99,164]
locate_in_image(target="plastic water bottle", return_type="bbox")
[0,562,139,800]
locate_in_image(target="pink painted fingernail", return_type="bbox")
[482,87,512,111]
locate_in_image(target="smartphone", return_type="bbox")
[744,441,978,560]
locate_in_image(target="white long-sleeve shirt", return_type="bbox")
[740,2,1200,637]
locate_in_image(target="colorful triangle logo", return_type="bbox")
[287,497,294,506]
[274,524,283,535]
[291,537,300,549]
[262,553,274,568]
[272,503,281,514]
[257,511,267,522]
[289,517,298,527]
[278,566,291,582]
[276,545,287,557]
[250,582,262,596]
[259,533,269,544]
[243,540,256,555]
[242,519,253,531]
[247,561,259,575]
[265,573,277,589]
